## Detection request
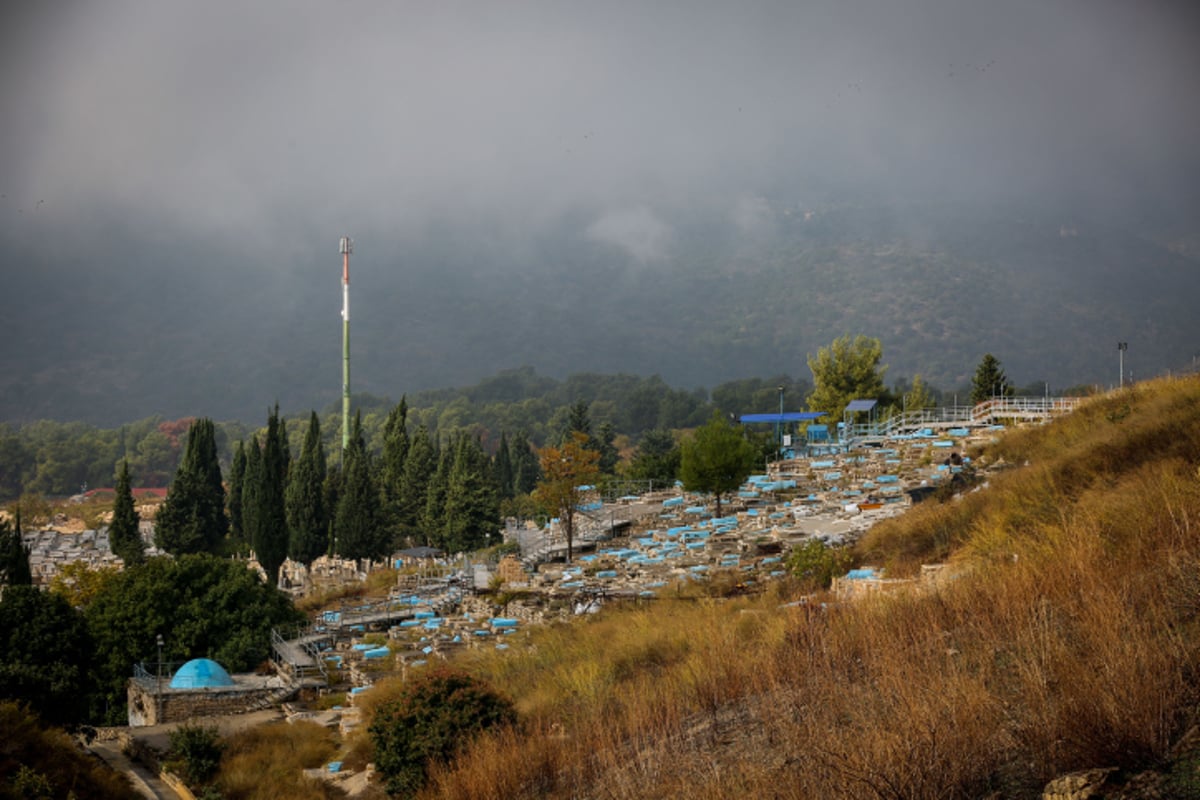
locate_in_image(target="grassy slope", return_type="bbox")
[364,374,1200,799]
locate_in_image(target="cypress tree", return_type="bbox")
[379,398,410,538]
[109,460,144,566]
[442,435,500,554]
[286,412,329,566]
[154,418,227,554]
[510,431,541,496]
[242,436,263,563]
[251,407,289,586]
[493,432,514,501]
[334,413,386,561]
[597,421,619,475]
[422,441,451,549]
[0,508,32,586]
[228,440,247,547]
[398,425,436,545]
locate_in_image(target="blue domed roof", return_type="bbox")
[169,658,235,689]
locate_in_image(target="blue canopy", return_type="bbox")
[845,399,878,412]
[739,412,825,424]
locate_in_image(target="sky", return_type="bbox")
[1,1,1199,419]
[5,1,1198,247]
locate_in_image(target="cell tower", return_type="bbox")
[340,236,352,455]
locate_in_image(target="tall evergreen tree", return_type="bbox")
[227,440,247,547]
[0,509,32,586]
[251,407,289,586]
[334,413,386,561]
[510,431,541,496]
[154,418,227,555]
[629,429,681,486]
[398,429,441,546]
[422,442,451,548]
[971,354,1014,404]
[596,421,619,475]
[398,426,437,545]
[241,436,263,557]
[441,435,500,553]
[286,412,329,566]
[563,400,592,444]
[109,460,144,566]
[379,398,410,537]
[493,432,514,500]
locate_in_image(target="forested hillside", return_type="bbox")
[1,199,1195,425]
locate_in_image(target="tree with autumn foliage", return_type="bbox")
[534,432,601,562]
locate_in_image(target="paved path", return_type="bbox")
[88,739,180,800]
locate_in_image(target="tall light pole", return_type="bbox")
[340,237,353,455]
[777,385,784,454]
[1118,342,1128,388]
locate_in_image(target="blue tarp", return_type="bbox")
[739,412,825,424]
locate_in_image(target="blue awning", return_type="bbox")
[739,412,825,424]
[845,399,878,412]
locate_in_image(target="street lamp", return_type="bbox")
[1118,342,1128,388]
[156,633,164,724]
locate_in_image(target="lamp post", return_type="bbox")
[1118,342,1128,388]
[777,385,785,456]
[156,633,164,725]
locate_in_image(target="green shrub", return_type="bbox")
[369,667,516,798]
[167,724,223,788]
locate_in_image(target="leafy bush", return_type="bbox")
[166,724,223,788]
[369,667,516,797]
[787,538,852,590]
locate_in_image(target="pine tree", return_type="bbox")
[334,413,386,561]
[286,412,329,566]
[398,426,436,545]
[154,418,228,555]
[109,460,144,566]
[0,508,32,586]
[563,400,592,444]
[251,407,289,586]
[806,335,888,423]
[379,398,410,539]
[971,354,1014,404]
[228,440,247,547]
[679,413,760,519]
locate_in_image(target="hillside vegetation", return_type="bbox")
[358,375,1200,798]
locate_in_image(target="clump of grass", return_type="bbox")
[217,721,341,800]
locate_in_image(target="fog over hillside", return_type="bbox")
[2,1,1198,424]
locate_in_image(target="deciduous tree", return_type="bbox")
[534,432,601,562]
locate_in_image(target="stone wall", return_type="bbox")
[127,680,278,727]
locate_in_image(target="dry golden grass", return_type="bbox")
[217,720,343,800]
[346,376,1200,799]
